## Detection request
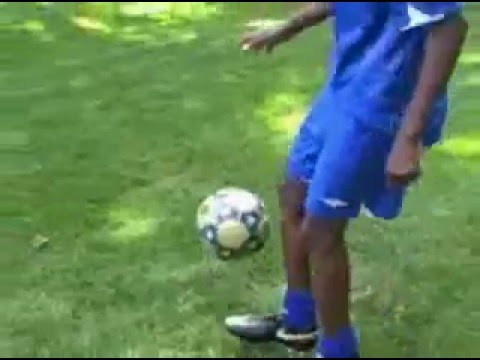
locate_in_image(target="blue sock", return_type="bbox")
[317,326,359,358]
[282,289,316,331]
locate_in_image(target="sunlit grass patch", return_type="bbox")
[459,52,480,65]
[108,211,159,243]
[120,2,223,24]
[257,91,307,139]
[438,134,480,158]
[72,16,112,34]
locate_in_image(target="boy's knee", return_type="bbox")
[277,181,307,224]
[302,216,347,255]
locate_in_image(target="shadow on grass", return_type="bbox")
[0,2,326,358]
[2,2,479,358]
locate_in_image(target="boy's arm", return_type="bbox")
[241,3,332,53]
[402,16,468,139]
[388,3,468,185]
[281,2,333,36]
[402,14,468,140]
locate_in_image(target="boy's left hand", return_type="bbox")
[387,132,423,187]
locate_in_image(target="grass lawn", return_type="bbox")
[1,2,479,357]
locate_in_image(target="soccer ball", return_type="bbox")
[196,187,270,260]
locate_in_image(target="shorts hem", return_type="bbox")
[305,201,361,219]
[285,160,311,184]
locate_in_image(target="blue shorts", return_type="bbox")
[286,94,406,220]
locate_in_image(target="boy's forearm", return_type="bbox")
[402,15,468,140]
[280,3,332,38]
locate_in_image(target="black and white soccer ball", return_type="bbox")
[196,187,270,260]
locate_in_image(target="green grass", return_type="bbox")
[1,2,479,357]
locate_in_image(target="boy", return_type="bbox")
[225,2,468,358]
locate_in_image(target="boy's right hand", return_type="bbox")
[240,3,331,54]
[240,27,291,54]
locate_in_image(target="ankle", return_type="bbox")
[317,326,359,358]
[283,289,316,331]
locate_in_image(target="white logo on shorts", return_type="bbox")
[321,198,349,208]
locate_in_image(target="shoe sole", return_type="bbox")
[275,328,317,352]
[225,321,316,352]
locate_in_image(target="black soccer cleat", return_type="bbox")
[224,313,317,352]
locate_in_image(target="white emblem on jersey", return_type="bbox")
[401,3,446,31]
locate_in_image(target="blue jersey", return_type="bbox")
[327,2,463,144]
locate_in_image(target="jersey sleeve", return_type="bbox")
[392,2,463,32]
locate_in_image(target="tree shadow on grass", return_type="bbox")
[1,2,329,358]
[4,2,478,357]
